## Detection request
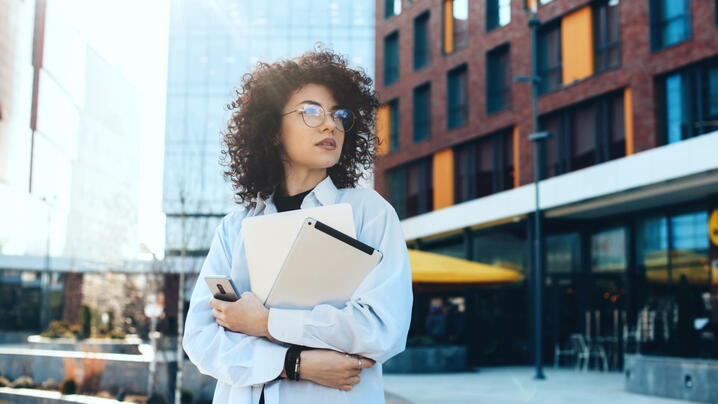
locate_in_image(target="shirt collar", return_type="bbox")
[252,175,339,215]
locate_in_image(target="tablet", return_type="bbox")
[243,203,356,303]
[265,217,382,309]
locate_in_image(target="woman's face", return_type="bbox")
[279,83,345,174]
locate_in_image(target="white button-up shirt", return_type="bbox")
[183,176,413,404]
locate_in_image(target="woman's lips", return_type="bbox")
[315,139,337,150]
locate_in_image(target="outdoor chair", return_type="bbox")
[553,335,578,368]
[576,335,609,372]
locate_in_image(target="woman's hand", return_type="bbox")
[299,350,375,391]
[209,292,271,338]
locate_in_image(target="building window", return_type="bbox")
[649,0,692,51]
[539,91,625,178]
[659,58,718,145]
[638,210,710,294]
[388,98,400,151]
[385,0,401,18]
[538,22,562,94]
[591,227,627,273]
[447,64,469,129]
[454,128,514,203]
[413,83,431,142]
[593,0,621,73]
[414,12,430,70]
[384,31,400,86]
[487,0,511,31]
[388,158,433,219]
[388,166,407,219]
[486,44,511,114]
[443,0,469,53]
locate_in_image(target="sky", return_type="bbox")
[70,0,171,258]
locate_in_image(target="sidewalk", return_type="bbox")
[383,367,694,404]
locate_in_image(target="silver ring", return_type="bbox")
[357,358,363,369]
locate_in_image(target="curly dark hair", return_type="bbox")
[221,48,379,208]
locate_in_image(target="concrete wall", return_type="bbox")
[624,354,718,403]
[0,349,216,402]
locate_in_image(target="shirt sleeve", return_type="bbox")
[267,202,413,364]
[182,215,289,387]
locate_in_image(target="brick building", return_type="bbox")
[374,0,718,367]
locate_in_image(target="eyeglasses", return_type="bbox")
[282,104,354,132]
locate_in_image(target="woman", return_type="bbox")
[183,49,413,404]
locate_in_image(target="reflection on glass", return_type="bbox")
[473,232,526,274]
[638,216,669,279]
[671,211,709,285]
[547,233,580,273]
[591,227,626,272]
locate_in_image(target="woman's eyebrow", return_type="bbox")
[295,99,340,110]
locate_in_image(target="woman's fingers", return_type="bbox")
[361,357,376,368]
[211,308,223,320]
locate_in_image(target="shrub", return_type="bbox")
[12,376,35,388]
[40,378,57,390]
[41,321,78,339]
[109,329,126,339]
[59,378,77,395]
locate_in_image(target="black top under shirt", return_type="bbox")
[274,188,313,213]
[260,187,313,404]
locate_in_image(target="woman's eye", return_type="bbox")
[334,109,349,118]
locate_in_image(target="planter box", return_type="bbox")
[27,335,144,355]
[383,345,468,374]
[624,354,718,403]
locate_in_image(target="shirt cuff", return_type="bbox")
[254,338,289,384]
[268,307,307,345]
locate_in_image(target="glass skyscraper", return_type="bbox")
[163,0,375,257]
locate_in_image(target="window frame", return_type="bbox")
[383,31,400,86]
[593,0,622,74]
[649,0,692,51]
[414,11,431,70]
[486,43,512,114]
[413,82,432,142]
[537,21,562,95]
[447,64,469,129]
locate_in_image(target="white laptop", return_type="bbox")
[242,203,355,303]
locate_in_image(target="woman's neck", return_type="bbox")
[280,166,327,196]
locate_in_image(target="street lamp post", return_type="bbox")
[517,10,550,380]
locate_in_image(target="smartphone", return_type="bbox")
[204,276,240,302]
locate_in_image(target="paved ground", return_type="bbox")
[383,367,695,404]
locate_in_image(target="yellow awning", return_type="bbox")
[408,249,524,285]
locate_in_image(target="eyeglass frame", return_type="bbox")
[281,104,354,132]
